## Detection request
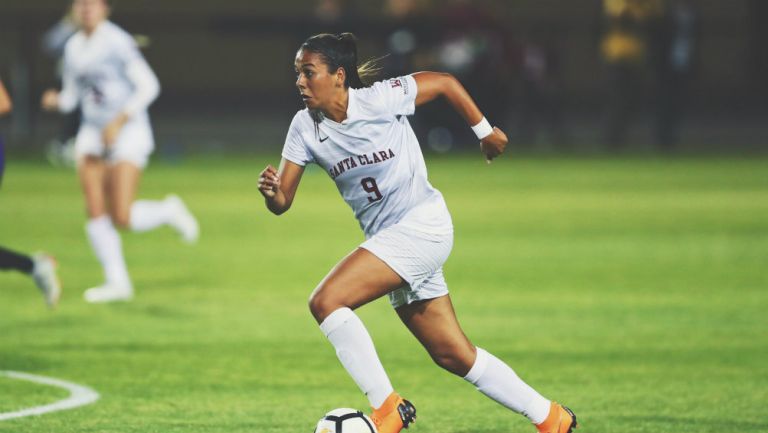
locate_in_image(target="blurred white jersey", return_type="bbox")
[58,21,159,128]
[282,75,452,238]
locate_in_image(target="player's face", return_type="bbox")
[73,0,108,33]
[294,50,342,111]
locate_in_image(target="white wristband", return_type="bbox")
[471,117,493,140]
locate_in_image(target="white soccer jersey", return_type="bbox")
[58,21,159,128]
[282,75,452,238]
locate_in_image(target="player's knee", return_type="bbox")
[308,288,344,322]
[110,211,131,230]
[430,347,475,377]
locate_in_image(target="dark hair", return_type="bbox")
[299,32,379,90]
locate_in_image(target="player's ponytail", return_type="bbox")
[337,33,381,89]
[300,32,380,89]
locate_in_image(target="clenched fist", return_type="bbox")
[258,164,280,198]
[480,127,508,162]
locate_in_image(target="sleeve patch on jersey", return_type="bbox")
[389,77,410,95]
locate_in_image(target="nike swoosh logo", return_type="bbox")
[319,135,329,142]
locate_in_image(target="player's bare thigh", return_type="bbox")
[309,247,406,323]
[78,155,108,219]
[107,161,142,228]
[396,295,477,376]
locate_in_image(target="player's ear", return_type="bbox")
[336,67,345,88]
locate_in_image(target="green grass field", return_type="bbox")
[1,155,767,433]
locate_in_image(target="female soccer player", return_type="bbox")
[1,77,61,308]
[41,0,198,303]
[258,33,577,433]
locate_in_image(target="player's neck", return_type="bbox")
[82,20,105,37]
[323,90,349,123]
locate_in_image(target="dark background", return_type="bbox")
[1,0,766,154]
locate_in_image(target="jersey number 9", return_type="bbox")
[361,177,383,203]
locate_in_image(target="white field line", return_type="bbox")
[0,370,100,421]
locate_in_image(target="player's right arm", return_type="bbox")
[41,49,79,113]
[258,158,305,215]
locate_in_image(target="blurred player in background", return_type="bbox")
[653,0,698,149]
[0,77,62,308]
[41,0,199,303]
[258,33,576,433]
[598,0,664,148]
[41,7,80,167]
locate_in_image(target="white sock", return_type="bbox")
[464,347,551,424]
[130,199,174,232]
[85,216,132,288]
[320,307,394,409]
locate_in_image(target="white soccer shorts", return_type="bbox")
[360,222,453,309]
[75,118,154,169]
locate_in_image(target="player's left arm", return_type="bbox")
[121,57,160,119]
[412,71,507,161]
[104,41,160,146]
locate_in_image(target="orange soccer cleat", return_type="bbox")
[370,392,416,433]
[535,402,577,433]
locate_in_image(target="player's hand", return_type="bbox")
[41,89,60,111]
[480,127,508,162]
[258,165,280,199]
[102,113,128,148]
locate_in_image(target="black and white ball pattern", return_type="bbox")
[314,408,377,433]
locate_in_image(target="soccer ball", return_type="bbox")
[314,408,378,433]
